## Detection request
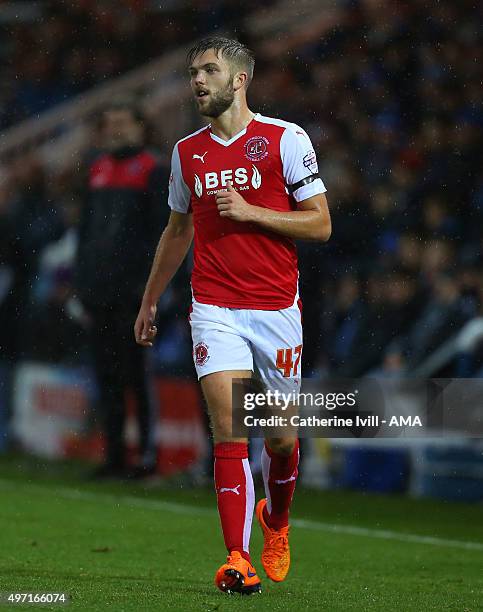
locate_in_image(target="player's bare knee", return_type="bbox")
[266,437,297,456]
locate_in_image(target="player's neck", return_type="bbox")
[209,103,255,142]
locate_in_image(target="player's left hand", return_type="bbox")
[215,182,254,222]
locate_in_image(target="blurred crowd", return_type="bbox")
[0,0,264,129]
[0,0,482,379]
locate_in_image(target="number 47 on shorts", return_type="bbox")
[276,344,303,377]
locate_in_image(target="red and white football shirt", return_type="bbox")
[168,113,326,310]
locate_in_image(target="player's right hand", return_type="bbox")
[134,302,158,347]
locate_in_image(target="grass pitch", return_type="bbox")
[0,456,482,611]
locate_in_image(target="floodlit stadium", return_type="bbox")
[0,1,481,610]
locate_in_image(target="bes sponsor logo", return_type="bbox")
[244,136,269,161]
[194,342,210,366]
[196,166,262,196]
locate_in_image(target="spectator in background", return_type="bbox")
[1,0,480,382]
[403,271,472,371]
[332,268,423,377]
[324,274,365,373]
[0,154,65,361]
[74,96,169,479]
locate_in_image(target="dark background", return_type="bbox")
[0,0,481,498]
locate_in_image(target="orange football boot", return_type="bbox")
[214,551,262,595]
[255,498,290,582]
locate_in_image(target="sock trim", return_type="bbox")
[214,442,248,459]
[264,439,299,459]
[261,444,272,514]
[242,457,255,553]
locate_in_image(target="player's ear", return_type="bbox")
[233,71,247,92]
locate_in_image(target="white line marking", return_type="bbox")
[290,518,483,551]
[0,479,482,552]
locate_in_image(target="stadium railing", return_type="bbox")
[411,317,483,378]
[0,47,190,171]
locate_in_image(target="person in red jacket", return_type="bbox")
[77,96,169,479]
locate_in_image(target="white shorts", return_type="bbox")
[189,297,303,394]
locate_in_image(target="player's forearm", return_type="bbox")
[142,226,193,305]
[248,206,331,242]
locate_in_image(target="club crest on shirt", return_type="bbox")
[244,136,269,161]
[194,342,210,366]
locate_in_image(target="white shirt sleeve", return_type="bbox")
[168,142,192,213]
[280,125,327,202]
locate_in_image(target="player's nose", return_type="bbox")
[193,72,206,87]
